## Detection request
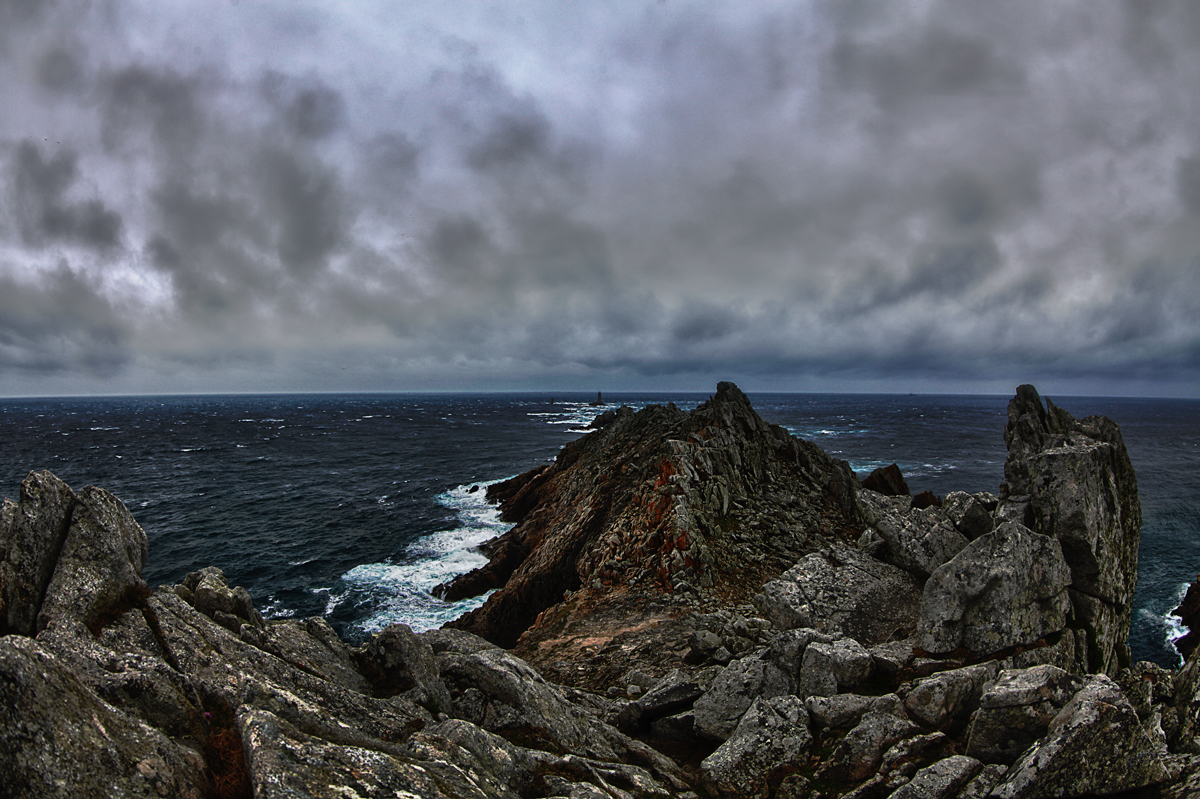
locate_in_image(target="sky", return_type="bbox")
[1,1,1198,398]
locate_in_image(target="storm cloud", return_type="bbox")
[0,0,1197,396]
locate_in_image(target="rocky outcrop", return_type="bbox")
[1001,384,1142,676]
[3,384,1185,798]
[1173,573,1200,662]
[442,381,863,684]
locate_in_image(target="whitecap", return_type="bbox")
[336,478,512,635]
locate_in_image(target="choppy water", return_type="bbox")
[1,391,1196,667]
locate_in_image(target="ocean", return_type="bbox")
[1,391,1196,668]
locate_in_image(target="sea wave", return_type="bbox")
[330,478,510,636]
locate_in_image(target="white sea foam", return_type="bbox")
[337,478,511,635]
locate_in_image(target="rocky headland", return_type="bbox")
[3,383,1200,798]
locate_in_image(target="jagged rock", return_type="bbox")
[762,627,835,688]
[176,565,264,632]
[754,543,922,646]
[903,663,994,731]
[0,635,207,799]
[0,380,1165,799]
[615,668,706,733]
[858,488,968,578]
[918,521,1072,657]
[0,471,78,636]
[798,636,873,697]
[356,622,452,713]
[965,664,1084,765]
[443,382,863,683]
[990,674,1169,797]
[942,491,996,540]
[957,763,1009,799]
[869,637,916,678]
[887,755,982,799]
[240,707,519,799]
[861,463,910,496]
[878,731,947,776]
[1173,575,1200,662]
[0,472,149,638]
[693,654,790,741]
[1003,384,1142,676]
[700,695,812,798]
[37,485,149,637]
[805,693,904,730]
[819,709,920,782]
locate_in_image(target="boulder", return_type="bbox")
[990,674,1169,797]
[903,663,993,731]
[965,665,1084,765]
[887,755,983,799]
[701,695,812,798]
[858,490,969,577]
[754,543,922,646]
[918,521,1072,657]
[615,668,706,733]
[805,693,904,731]
[941,491,995,541]
[798,636,873,697]
[37,485,149,636]
[1002,385,1142,676]
[1,471,80,635]
[860,463,910,496]
[762,627,835,687]
[356,622,452,714]
[819,709,920,782]
[176,566,264,631]
[693,654,790,741]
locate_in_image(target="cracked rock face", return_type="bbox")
[918,521,1072,658]
[1002,384,1142,676]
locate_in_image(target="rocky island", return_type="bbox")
[3,383,1200,798]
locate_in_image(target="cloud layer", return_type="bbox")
[2,0,1198,396]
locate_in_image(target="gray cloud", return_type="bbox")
[11,141,123,249]
[0,261,129,376]
[0,1,1196,396]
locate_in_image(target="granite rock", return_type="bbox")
[918,521,1071,657]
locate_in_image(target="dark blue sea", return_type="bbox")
[1,392,1196,668]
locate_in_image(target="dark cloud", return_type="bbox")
[1178,155,1200,215]
[11,141,123,249]
[467,107,551,171]
[831,25,1024,109]
[260,73,346,140]
[101,65,205,155]
[670,303,746,344]
[360,133,420,194]
[0,261,129,376]
[422,215,496,281]
[257,147,348,276]
[36,45,85,94]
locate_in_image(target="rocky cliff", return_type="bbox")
[3,385,1199,799]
